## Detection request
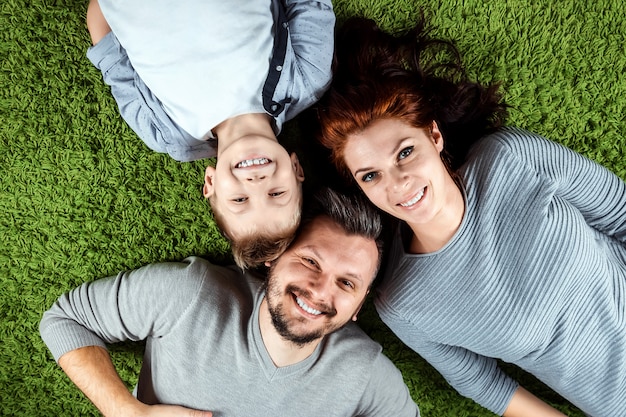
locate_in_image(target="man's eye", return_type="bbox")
[269,191,285,197]
[398,146,414,160]
[232,197,248,203]
[361,172,378,183]
[303,257,318,267]
[340,279,355,289]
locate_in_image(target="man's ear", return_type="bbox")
[431,121,444,153]
[290,153,305,182]
[203,165,216,198]
[352,289,370,321]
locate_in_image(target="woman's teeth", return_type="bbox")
[399,188,425,207]
[236,157,270,168]
[296,297,322,315]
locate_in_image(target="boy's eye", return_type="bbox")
[231,197,248,203]
[361,172,378,183]
[398,146,414,160]
[269,191,285,197]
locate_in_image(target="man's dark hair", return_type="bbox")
[300,187,384,275]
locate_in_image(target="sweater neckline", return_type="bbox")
[249,288,324,381]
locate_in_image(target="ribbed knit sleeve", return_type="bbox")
[375,128,626,416]
[375,296,518,415]
[40,257,207,362]
[485,128,626,243]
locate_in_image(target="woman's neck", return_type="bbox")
[408,180,465,254]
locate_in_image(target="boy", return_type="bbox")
[86,0,334,267]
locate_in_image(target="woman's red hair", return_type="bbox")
[317,16,507,178]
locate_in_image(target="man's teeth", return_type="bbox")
[236,157,270,168]
[296,297,322,315]
[399,189,425,207]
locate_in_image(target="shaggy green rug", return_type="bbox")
[1,0,624,415]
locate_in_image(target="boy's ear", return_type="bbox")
[203,166,216,198]
[290,153,305,182]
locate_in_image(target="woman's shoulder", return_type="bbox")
[464,127,556,168]
[477,127,549,151]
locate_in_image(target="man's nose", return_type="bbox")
[308,274,333,300]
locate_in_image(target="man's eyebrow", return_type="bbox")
[343,271,364,284]
[300,245,364,283]
[300,245,322,259]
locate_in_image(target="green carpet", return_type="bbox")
[1,0,624,415]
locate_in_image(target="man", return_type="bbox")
[40,188,420,417]
[85,0,335,268]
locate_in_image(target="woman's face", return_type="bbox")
[343,118,455,227]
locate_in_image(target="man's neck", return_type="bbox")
[212,113,276,153]
[258,298,320,368]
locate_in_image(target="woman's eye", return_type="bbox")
[269,191,285,197]
[361,172,378,183]
[398,146,414,160]
[232,197,248,203]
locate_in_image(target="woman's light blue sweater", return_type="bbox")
[375,128,626,416]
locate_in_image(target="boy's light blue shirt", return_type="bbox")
[87,0,335,161]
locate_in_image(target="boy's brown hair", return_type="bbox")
[210,195,301,269]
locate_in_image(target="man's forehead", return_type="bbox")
[295,217,378,272]
[298,215,344,239]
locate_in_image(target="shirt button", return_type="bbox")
[276,65,282,71]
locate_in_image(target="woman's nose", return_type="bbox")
[389,168,409,191]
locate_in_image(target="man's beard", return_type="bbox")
[269,297,324,347]
[265,270,337,347]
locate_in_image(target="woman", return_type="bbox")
[317,17,626,417]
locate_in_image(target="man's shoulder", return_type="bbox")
[324,322,383,360]
[143,256,261,300]
[182,256,262,289]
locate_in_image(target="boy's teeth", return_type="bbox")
[400,189,424,207]
[296,297,322,315]
[236,157,270,168]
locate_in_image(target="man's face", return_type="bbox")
[265,216,379,346]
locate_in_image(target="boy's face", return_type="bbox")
[203,135,305,239]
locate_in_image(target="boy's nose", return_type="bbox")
[246,173,267,182]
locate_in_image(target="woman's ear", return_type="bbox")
[203,165,217,198]
[431,121,444,153]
